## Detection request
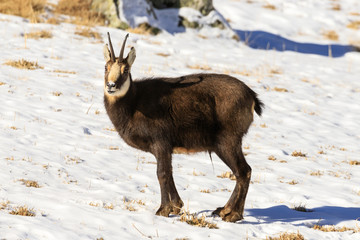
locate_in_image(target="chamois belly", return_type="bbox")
[172,147,208,154]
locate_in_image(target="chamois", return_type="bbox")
[103,33,264,222]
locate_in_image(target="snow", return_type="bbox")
[1,0,360,239]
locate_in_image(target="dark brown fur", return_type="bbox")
[103,34,263,222]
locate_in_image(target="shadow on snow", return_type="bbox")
[235,30,360,58]
[245,205,360,225]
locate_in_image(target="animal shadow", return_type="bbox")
[245,205,360,225]
[236,29,360,58]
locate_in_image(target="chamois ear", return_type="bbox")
[103,44,111,62]
[126,47,136,66]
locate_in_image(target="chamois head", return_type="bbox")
[103,33,136,99]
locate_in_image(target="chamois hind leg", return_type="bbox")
[213,138,251,222]
[153,148,183,217]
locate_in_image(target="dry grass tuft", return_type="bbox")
[268,155,276,161]
[89,202,100,207]
[65,155,83,164]
[156,53,171,57]
[266,231,304,240]
[200,189,211,193]
[0,0,46,23]
[4,59,43,70]
[312,224,359,233]
[192,169,206,176]
[127,22,161,35]
[318,150,325,154]
[103,127,116,132]
[310,170,324,177]
[52,91,62,96]
[53,69,76,74]
[46,16,61,25]
[322,30,339,41]
[349,160,360,166]
[104,203,115,210]
[179,211,218,229]
[9,206,36,217]
[18,179,40,188]
[26,30,53,39]
[293,204,313,212]
[109,146,119,150]
[55,0,106,26]
[272,87,289,92]
[328,170,351,179]
[347,20,360,30]
[349,12,360,16]
[263,4,276,10]
[123,197,145,212]
[75,27,101,39]
[187,64,212,71]
[291,151,307,158]
[269,68,283,75]
[268,155,287,163]
[217,171,236,180]
[331,4,341,11]
[0,201,10,210]
[287,180,299,185]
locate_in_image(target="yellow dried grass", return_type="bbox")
[0,0,46,23]
[179,211,218,229]
[4,59,43,70]
[55,0,105,26]
[266,231,304,240]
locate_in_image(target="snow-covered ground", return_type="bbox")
[1,0,360,239]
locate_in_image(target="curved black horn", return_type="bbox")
[119,33,129,61]
[107,32,115,62]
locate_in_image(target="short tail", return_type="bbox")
[254,95,264,116]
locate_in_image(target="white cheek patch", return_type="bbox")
[113,77,131,98]
[104,76,131,99]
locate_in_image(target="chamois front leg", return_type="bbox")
[153,148,183,217]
